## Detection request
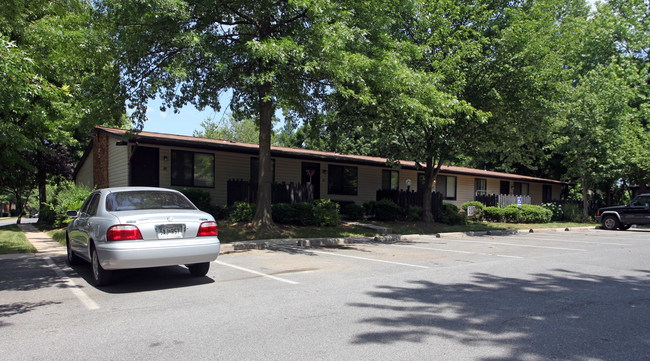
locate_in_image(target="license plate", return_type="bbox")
[155,224,186,239]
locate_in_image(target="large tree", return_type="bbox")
[1,0,126,221]
[103,0,362,231]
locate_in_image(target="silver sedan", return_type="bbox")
[66,187,220,286]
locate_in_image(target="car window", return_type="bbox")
[105,191,196,211]
[78,193,97,216]
[633,196,650,207]
[86,193,101,216]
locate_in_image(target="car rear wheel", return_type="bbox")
[66,235,82,266]
[602,215,620,230]
[187,262,210,277]
[619,224,631,230]
[91,247,113,287]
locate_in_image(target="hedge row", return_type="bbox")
[463,202,553,223]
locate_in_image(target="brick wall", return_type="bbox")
[93,131,109,188]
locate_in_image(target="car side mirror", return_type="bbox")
[66,210,78,218]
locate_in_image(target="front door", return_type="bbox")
[500,181,510,195]
[302,162,320,200]
[130,146,159,187]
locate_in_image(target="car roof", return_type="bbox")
[99,187,182,193]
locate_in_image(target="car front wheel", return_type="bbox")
[187,262,210,277]
[602,215,620,230]
[91,247,113,286]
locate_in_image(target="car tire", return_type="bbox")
[602,215,620,230]
[66,235,82,266]
[187,262,210,277]
[91,247,112,287]
[619,224,632,230]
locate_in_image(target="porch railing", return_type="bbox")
[475,193,531,207]
[376,189,443,218]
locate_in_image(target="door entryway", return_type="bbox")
[301,162,320,199]
[130,146,159,187]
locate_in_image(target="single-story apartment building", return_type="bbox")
[74,126,566,208]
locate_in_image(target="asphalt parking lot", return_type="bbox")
[1,228,649,360]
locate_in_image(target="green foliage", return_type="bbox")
[179,188,212,211]
[374,200,400,222]
[406,206,423,222]
[542,202,564,222]
[230,202,255,223]
[482,207,505,222]
[439,203,466,226]
[462,201,484,221]
[312,199,341,227]
[271,203,295,224]
[502,205,552,223]
[41,182,93,227]
[342,203,365,221]
[362,201,377,217]
[293,203,316,226]
[561,203,584,223]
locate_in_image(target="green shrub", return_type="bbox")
[207,205,227,220]
[374,199,400,221]
[439,203,466,225]
[47,182,93,227]
[362,201,377,217]
[292,202,315,226]
[519,204,552,223]
[482,206,505,222]
[179,188,211,211]
[272,203,295,223]
[230,202,255,222]
[313,199,341,227]
[541,202,563,221]
[342,203,365,221]
[503,205,520,222]
[406,206,423,222]
[562,202,584,222]
[461,201,484,221]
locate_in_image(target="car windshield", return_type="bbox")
[106,191,196,211]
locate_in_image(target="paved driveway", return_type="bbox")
[1,228,649,360]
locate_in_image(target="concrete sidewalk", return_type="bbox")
[17,224,66,257]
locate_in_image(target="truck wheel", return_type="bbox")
[602,215,619,230]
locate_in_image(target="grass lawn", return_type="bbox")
[47,229,67,245]
[373,221,595,235]
[0,225,37,254]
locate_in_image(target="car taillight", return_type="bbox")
[107,225,143,241]
[197,221,218,237]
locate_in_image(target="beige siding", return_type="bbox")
[100,141,566,207]
[108,142,128,187]
[75,150,94,188]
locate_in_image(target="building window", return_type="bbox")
[514,182,529,196]
[436,175,457,200]
[543,185,553,202]
[250,157,275,184]
[382,170,399,190]
[475,178,487,196]
[171,150,215,188]
[328,165,358,195]
[417,173,426,191]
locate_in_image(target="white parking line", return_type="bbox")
[308,250,430,269]
[395,244,524,259]
[215,261,299,285]
[44,257,100,310]
[515,236,630,246]
[442,239,587,251]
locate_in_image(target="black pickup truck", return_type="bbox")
[596,193,650,230]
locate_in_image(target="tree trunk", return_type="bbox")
[252,82,276,232]
[422,156,443,223]
[37,159,47,223]
[581,177,589,221]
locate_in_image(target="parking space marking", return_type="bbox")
[395,244,524,259]
[515,236,630,246]
[442,239,587,251]
[44,257,100,310]
[215,260,299,285]
[308,250,430,269]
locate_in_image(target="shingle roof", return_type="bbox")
[96,126,566,185]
